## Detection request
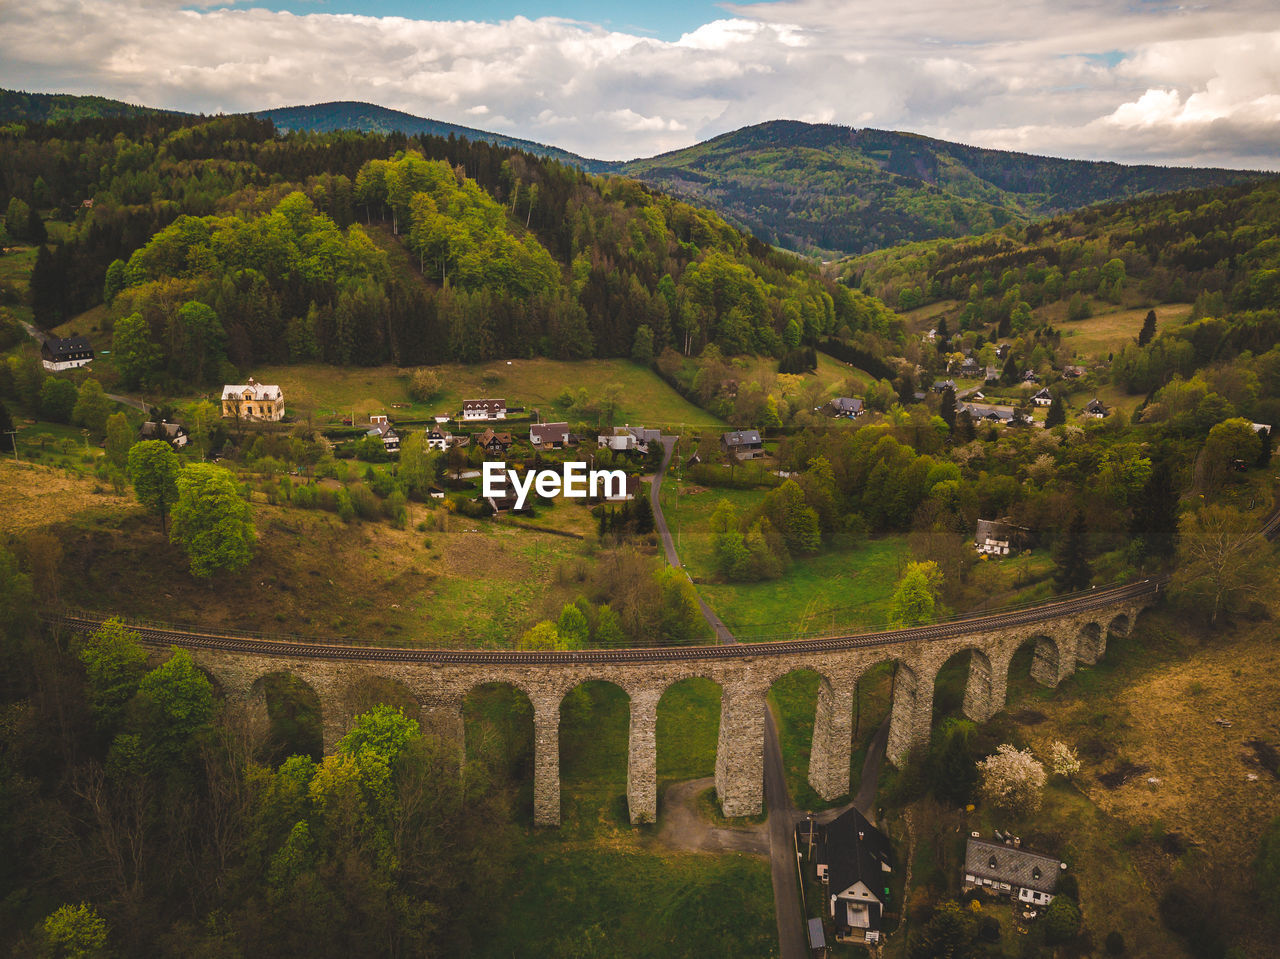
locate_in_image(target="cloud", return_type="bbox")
[0,0,1278,167]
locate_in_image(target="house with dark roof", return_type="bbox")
[810,808,894,946]
[827,397,864,418]
[721,429,764,460]
[426,425,453,451]
[931,379,957,393]
[625,426,662,452]
[461,398,506,421]
[139,420,188,449]
[1083,397,1109,419]
[477,428,513,454]
[957,401,1028,426]
[529,421,570,450]
[1062,365,1085,378]
[41,335,95,372]
[974,518,1032,555]
[1032,388,1053,407]
[365,415,400,454]
[963,836,1063,908]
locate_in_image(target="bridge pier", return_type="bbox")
[808,676,854,802]
[627,687,660,824]
[532,695,561,826]
[715,684,764,817]
[885,662,935,766]
[961,650,997,722]
[1030,634,1073,687]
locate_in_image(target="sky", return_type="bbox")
[2,0,1280,168]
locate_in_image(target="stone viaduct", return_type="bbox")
[60,582,1159,827]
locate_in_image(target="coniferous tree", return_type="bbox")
[1052,509,1093,593]
[0,399,14,454]
[939,385,957,432]
[1130,458,1179,560]
[1000,354,1019,386]
[1046,391,1066,428]
[1138,309,1157,346]
[1258,427,1273,469]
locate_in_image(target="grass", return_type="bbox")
[234,358,724,431]
[656,678,722,781]
[1054,302,1194,361]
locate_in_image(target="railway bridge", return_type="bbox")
[51,579,1160,826]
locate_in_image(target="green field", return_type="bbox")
[1052,301,1193,361]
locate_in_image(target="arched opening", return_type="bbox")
[346,675,423,728]
[560,680,631,827]
[253,671,323,763]
[1076,622,1104,665]
[1108,613,1131,639]
[656,676,722,784]
[463,682,534,823]
[932,647,994,724]
[880,661,920,767]
[1006,634,1062,704]
[768,668,833,807]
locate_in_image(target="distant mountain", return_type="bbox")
[255,101,610,172]
[615,121,1267,258]
[0,88,177,124]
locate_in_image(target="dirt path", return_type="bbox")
[657,778,770,856]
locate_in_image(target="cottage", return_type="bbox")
[221,377,284,421]
[931,379,957,394]
[721,429,764,460]
[827,397,865,418]
[530,421,570,450]
[426,426,453,451]
[41,335,94,372]
[810,808,893,945]
[1250,422,1272,437]
[366,415,400,454]
[1062,365,1085,378]
[957,401,1027,426]
[1022,370,1040,384]
[139,420,188,449]
[462,398,506,421]
[956,356,982,377]
[974,518,1032,555]
[963,837,1063,908]
[1032,388,1053,407]
[477,428,513,454]
[598,430,638,453]
[626,426,663,452]
[605,474,640,503]
[1083,397,1109,419]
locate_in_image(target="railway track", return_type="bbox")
[45,576,1165,666]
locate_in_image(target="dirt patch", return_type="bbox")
[1098,761,1150,789]
[1009,708,1047,725]
[1244,738,1280,778]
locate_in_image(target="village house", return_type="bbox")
[957,401,1028,426]
[221,377,284,421]
[1250,422,1272,438]
[366,415,400,454]
[1083,398,1109,419]
[721,429,764,460]
[827,397,865,418]
[974,518,1032,555]
[604,474,640,503]
[1062,365,1085,378]
[625,426,662,453]
[932,379,957,393]
[530,421,571,450]
[139,420,188,449]
[955,356,983,378]
[802,808,894,946]
[462,398,506,421]
[426,425,453,451]
[1032,387,1053,407]
[477,428,513,455]
[598,429,638,453]
[963,836,1063,909]
[41,335,94,372]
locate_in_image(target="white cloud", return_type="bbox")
[0,0,1278,167]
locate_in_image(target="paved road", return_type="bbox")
[651,435,807,959]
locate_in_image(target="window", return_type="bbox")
[989,856,998,869]
[1032,867,1041,880]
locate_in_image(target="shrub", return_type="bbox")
[1105,931,1126,955]
[349,484,380,521]
[1042,895,1080,944]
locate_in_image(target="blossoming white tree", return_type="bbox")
[978,744,1047,815]
[1048,740,1081,779]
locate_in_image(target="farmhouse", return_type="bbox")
[41,335,94,372]
[221,377,284,421]
[625,426,662,452]
[366,415,400,454]
[808,808,893,946]
[139,420,188,449]
[462,399,506,421]
[426,426,452,451]
[1083,398,1109,419]
[477,428,513,454]
[957,401,1027,426]
[827,397,864,418]
[598,429,638,453]
[974,518,1032,555]
[530,421,570,450]
[932,379,957,393]
[963,836,1063,908]
[1033,388,1052,407]
[721,429,764,460]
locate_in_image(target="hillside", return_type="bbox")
[617,121,1266,258]
[256,100,607,172]
[0,88,179,124]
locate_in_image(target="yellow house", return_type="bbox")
[221,377,284,421]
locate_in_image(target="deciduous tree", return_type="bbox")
[169,463,256,576]
[978,743,1046,815]
[128,439,180,535]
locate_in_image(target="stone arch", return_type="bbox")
[249,670,325,761]
[1009,634,1063,688]
[931,646,996,724]
[559,678,632,823]
[856,657,921,767]
[344,674,423,727]
[1076,622,1104,665]
[1108,613,1131,639]
[462,681,535,819]
[766,667,842,803]
[655,675,723,783]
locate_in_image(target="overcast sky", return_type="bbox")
[3,0,1279,168]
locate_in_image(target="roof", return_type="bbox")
[140,421,186,440]
[366,421,398,439]
[722,429,762,447]
[1084,398,1108,414]
[42,335,94,359]
[478,428,512,446]
[222,377,281,401]
[821,807,892,908]
[627,426,662,443]
[975,518,1030,543]
[958,401,1019,423]
[830,397,864,414]
[463,398,505,411]
[530,422,570,443]
[965,838,1061,894]
[1034,388,1052,399]
[806,918,826,950]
